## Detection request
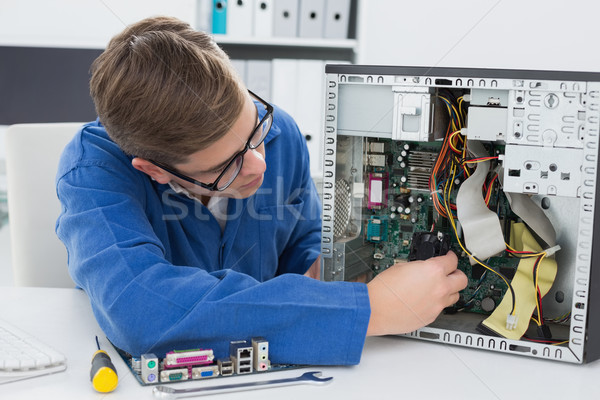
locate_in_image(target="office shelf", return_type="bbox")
[213,35,357,50]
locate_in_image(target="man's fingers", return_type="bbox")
[447,291,461,306]
[434,251,459,275]
[447,268,468,291]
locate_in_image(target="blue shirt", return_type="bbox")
[56,104,370,365]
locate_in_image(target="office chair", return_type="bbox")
[5,123,82,287]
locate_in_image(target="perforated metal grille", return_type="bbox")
[333,179,351,239]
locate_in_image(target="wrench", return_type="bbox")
[152,371,333,399]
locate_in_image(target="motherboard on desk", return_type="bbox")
[320,65,600,363]
[116,337,298,386]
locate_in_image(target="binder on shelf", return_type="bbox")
[273,0,299,38]
[230,59,247,84]
[323,0,351,39]
[212,0,227,34]
[196,0,213,33]
[298,0,325,38]
[295,60,325,177]
[246,60,272,101]
[253,0,274,37]
[227,0,254,37]
[271,59,299,118]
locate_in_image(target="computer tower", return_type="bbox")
[320,65,600,363]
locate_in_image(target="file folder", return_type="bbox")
[271,59,299,118]
[323,0,350,39]
[295,60,325,177]
[273,0,299,37]
[230,59,247,84]
[227,0,254,37]
[298,0,325,38]
[253,0,274,37]
[246,60,272,101]
[212,0,227,34]
[196,0,213,33]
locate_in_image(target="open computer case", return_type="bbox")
[320,65,600,363]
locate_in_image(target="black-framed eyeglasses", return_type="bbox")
[149,90,273,191]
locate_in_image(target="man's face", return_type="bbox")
[169,94,267,200]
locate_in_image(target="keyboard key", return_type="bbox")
[0,318,67,384]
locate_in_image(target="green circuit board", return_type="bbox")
[362,139,519,315]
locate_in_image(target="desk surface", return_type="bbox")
[1,286,599,400]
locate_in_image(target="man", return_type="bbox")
[56,16,466,365]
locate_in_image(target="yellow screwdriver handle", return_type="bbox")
[91,350,119,393]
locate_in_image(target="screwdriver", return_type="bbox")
[90,336,119,393]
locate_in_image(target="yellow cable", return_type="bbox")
[481,223,557,339]
[442,163,515,312]
[505,242,545,258]
[533,253,546,326]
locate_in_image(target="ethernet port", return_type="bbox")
[239,349,252,359]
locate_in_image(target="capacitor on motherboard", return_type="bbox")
[395,194,410,210]
[403,144,410,151]
[481,297,496,312]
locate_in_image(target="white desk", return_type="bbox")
[1,287,599,400]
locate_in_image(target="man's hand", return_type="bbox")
[366,251,467,336]
[304,256,321,280]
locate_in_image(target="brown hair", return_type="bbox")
[90,16,246,165]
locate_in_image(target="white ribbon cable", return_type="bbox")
[456,140,506,263]
[498,169,557,247]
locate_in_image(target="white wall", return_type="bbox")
[0,0,196,48]
[3,0,599,71]
[356,0,600,72]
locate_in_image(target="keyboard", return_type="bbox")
[0,318,67,384]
